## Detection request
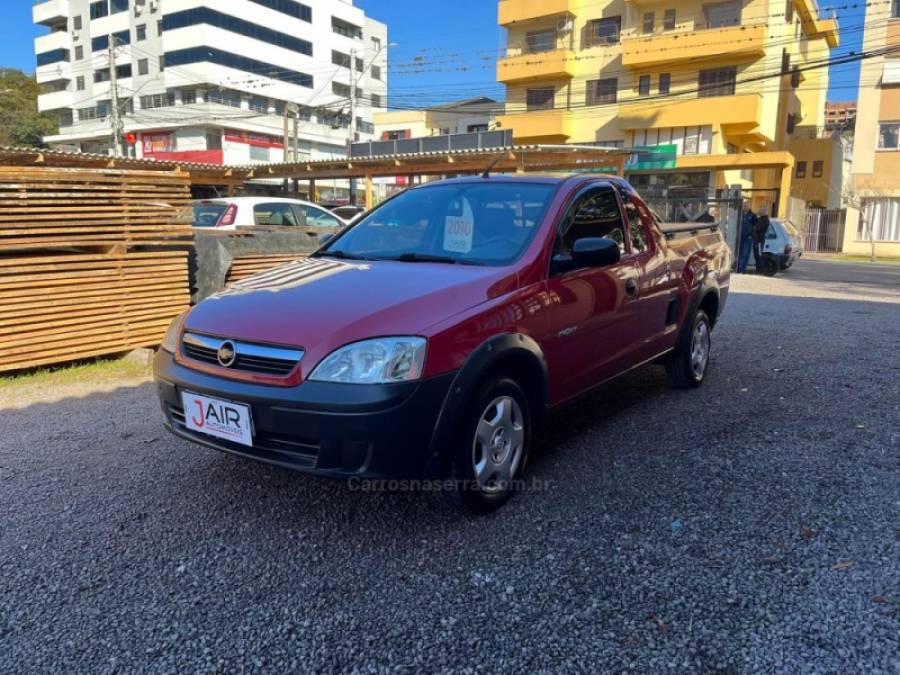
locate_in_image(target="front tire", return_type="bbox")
[759,257,778,276]
[453,376,532,514]
[666,310,712,389]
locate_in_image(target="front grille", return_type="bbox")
[181,333,303,376]
[168,404,319,468]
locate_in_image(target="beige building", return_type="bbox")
[849,0,900,256]
[374,97,503,140]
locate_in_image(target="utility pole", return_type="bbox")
[108,35,123,157]
[348,47,358,205]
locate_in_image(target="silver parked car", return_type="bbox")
[758,218,803,275]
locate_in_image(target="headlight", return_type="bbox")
[309,337,427,384]
[159,311,188,354]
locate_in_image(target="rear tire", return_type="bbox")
[759,257,778,276]
[452,376,532,514]
[666,310,712,389]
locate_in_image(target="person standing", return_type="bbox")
[738,202,757,273]
[753,205,771,273]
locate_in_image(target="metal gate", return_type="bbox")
[639,187,744,261]
[803,209,846,252]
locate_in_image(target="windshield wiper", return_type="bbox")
[386,253,477,265]
[313,250,371,261]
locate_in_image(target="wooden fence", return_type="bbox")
[0,166,192,372]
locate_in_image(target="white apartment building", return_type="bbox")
[33,0,388,166]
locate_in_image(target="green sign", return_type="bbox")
[625,144,678,171]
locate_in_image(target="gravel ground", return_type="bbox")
[1,258,898,673]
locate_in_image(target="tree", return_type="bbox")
[842,186,879,263]
[0,68,58,148]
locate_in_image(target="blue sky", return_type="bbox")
[5,0,863,104]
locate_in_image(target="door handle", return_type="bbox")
[625,279,638,296]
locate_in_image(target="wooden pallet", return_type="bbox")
[0,167,193,373]
[226,254,306,285]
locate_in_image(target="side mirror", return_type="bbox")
[318,233,335,247]
[571,237,621,267]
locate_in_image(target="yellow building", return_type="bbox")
[848,1,900,256]
[496,0,839,215]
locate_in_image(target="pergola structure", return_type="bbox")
[0,145,629,208]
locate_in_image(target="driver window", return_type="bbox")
[558,188,627,258]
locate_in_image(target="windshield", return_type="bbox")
[193,203,227,228]
[319,182,557,266]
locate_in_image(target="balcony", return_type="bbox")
[38,89,73,112]
[33,0,70,27]
[622,24,766,68]
[498,0,575,26]
[618,93,770,141]
[497,109,573,143]
[497,48,576,84]
[34,29,72,55]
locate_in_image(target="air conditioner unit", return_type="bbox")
[556,18,574,34]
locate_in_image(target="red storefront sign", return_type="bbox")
[142,132,174,155]
[224,129,283,149]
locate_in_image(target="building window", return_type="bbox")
[136,24,147,41]
[638,75,650,96]
[587,78,617,105]
[75,45,84,60]
[161,8,314,57]
[659,73,671,94]
[704,0,742,28]
[812,160,823,177]
[357,119,374,134]
[248,0,312,23]
[526,87,555,111]
[159,55,165,71]
[664,8,677,30]
[877,122,900,149]
[332,17,363,39]
[110,0,128,14]
[332,50,351,68]
[332,82,351,98]
[796,161,807,178]
[140,92,176,109]
[250,145,271,162]
[164,47,314,88]
[786,0,794,23]
[92,31,130,53]
[89,1,108,20]
[468,123,489,133]
[893,0,900,17]
[371,93,382,108]
[207,88,241,108]
[372,36,382,50]
[76,76,85,91]
[683,127,701,154]
[589,17,621,45]
[182,90,197,104]
[699,67,736,97]
[73,16,83,30]
[371,65,381,80]
[158,20,163,37]
[643,12,655,34]
[37,49,69,67]
[525,29,556,53]
[249,96,268,113]
[206,131,222,150]
[138,58,149,76]
[94,64,131,82]
[861,199,900,241]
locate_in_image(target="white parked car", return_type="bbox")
[192,197,348,231]
[758,218,803,275]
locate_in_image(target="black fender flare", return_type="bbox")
[677,276,721,350]
[424,333,548,477]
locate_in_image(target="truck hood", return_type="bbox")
[185,256,517,350]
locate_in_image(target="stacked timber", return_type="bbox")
[0,166,192,372]
[225,253,305,285]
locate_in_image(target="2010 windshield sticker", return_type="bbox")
[443,199,474,254]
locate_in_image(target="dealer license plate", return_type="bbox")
[180,392,253,447]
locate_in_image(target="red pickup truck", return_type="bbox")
[154,175,731,511]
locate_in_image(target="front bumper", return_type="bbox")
[154,349,456,479]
